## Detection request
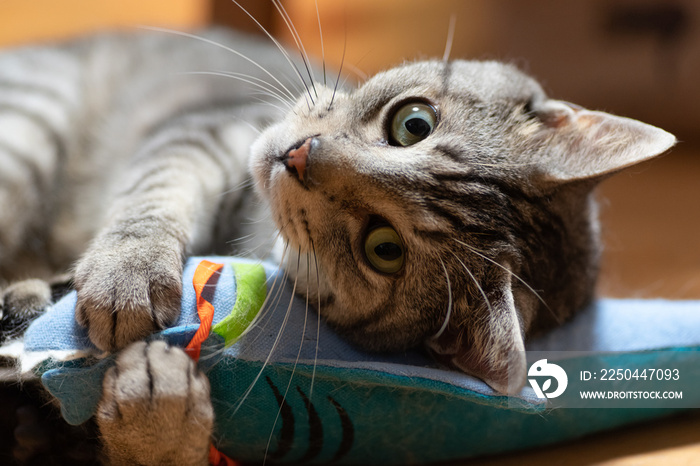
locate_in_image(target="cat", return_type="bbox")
[0,24,674,464]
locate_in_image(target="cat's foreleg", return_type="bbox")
[0,49,81,267]
[74,120,254,351]
[97,340,213,465]
[0,49,84,337]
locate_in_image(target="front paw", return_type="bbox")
[0,279,51,339]
[74,238,183,352]
[97,341,213,466]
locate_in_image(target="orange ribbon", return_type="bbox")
[185,260,223,361]
[187,260,241,466]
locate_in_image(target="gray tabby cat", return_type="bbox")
[0,25,673,464]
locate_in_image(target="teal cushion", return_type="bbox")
[23,257,700,464]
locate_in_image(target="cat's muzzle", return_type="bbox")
[282,136,319,185]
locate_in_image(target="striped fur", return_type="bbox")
[251,59,675,393]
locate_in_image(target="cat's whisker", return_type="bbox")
[309,240,321,402]
[262,247,304,465]
[232,236,281,265]
[238,121,263,136]
[226,232,256,245]
[232,242,289,352]
[138,26,298,104]
[224,226,280,258]
[234,83,295,110]
[176,70,294,108]
[454,239,555,320]
[431,257,453,340]
[243,240,293,346]
[240,215,278,227]
[247,92,290,109]
[198,244,290,375]
[314,0,327,86]
[240,94,291,117]
[247,96,295,116]
[185,70,296,104]
[449,249,493,316]
[442,15,457,62]
[220,174,256,198]
[271,0,318,99]
[241,216,297,347]
[328,30,347,111]
[337,73,357,97]
[343,62,368,83]
[230,243,293,418]
[228,0,314,108]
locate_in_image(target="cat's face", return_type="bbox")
[250,60,674,392]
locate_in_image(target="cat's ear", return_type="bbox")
[531,100,675,183]
[426,267,526,394]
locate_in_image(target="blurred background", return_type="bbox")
[3,0,698,299]
[1,0,699,464]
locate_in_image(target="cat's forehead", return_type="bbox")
[350,60,544,113]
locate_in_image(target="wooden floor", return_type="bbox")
[598,144,700,300]
[466,410,700,466]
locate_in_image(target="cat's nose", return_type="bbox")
[283,137,317,183]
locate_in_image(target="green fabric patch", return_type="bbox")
[212,262,267,346]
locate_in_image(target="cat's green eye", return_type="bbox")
[390,102,438,146]
[364,226,405,274]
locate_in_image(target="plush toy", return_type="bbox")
[10,257,700,465]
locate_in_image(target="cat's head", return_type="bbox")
[250,60,674,393]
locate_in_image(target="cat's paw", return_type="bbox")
[0,279,51,341]
[97,340,213,466]
[74,238,183,352]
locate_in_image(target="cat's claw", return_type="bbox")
[74,238,183,352]
[97,340,213,466]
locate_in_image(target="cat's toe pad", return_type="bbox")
[74,239,182,352]
[97,341,213,464]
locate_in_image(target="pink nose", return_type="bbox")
[284,137,312,182]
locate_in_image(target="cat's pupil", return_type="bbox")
[405,117,431,138]
[374,242,402,261]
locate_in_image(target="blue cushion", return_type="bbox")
[23,257,700,465]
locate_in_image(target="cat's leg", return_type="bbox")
[0,48,84,341]
[0,48,82,267]
[97,340,213,465]
[0,280,51,336]
[0,275,73,341]
[74,116,261,351]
